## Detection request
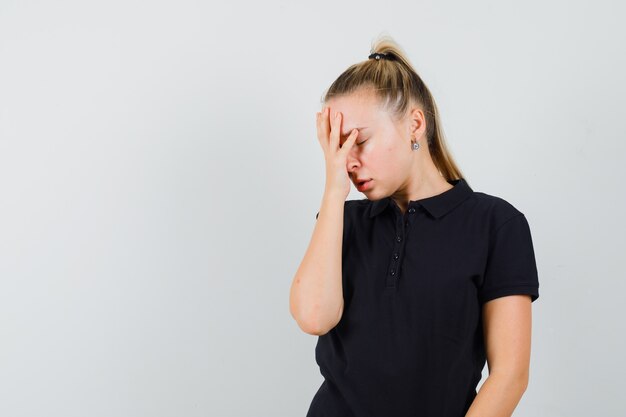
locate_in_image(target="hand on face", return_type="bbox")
[316,106,359,198]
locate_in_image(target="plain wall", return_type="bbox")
[1,0,624,416]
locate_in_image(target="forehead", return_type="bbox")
[326,91,385,135]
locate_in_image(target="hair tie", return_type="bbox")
[368,52,395,61]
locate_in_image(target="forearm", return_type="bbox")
[464,373,528,417]
[289,190,345,335]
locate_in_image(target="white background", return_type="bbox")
[1,1,624,416]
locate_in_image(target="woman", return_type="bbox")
[289,34,539,417]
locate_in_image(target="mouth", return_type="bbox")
[355,178,372,185]
[356,179,373,191]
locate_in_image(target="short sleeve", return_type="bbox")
[478,213,540,304]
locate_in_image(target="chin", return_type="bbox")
[364,190,379,199]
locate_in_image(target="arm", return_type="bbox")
[289,190,345,336]
[465,294,533,417]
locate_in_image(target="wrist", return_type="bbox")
[322,187,346,202]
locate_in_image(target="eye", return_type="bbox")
[357,139,368,146]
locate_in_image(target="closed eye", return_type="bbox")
[357,139,368,146]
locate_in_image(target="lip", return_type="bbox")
[356,179,373,192]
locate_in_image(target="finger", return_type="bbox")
[317,108,330,143]
[315,111,321,137]
[330,110,341,150]
[316,111,328,152]
[316,108,324,124]
[339,128,359,154]
[321,107,330,140]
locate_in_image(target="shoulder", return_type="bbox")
[344,198,374,219]
[345,198,369,211]
[469,191,526,231]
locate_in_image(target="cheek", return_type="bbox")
[379,144,408,177]
[363,146,395,173]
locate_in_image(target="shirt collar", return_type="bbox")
[369,178,474,219]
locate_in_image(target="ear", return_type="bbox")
[408,107,427,141]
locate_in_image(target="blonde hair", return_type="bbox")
[321,34,466,183]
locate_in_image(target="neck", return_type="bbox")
[390,151,453,213]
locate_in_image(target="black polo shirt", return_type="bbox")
[307,178,539,417]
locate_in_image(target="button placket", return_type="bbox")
[386,214,405,287]
[385,203,418,288]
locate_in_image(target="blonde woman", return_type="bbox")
[289,34,539,417]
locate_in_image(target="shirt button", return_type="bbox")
[404,221,409,227]
[408,207,416,214]
[396,236,402,242]
[393,253,399,260]
[390,268,395,275]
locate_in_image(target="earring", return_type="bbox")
[412,139,420,151]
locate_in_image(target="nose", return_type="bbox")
[346,151,361,175]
